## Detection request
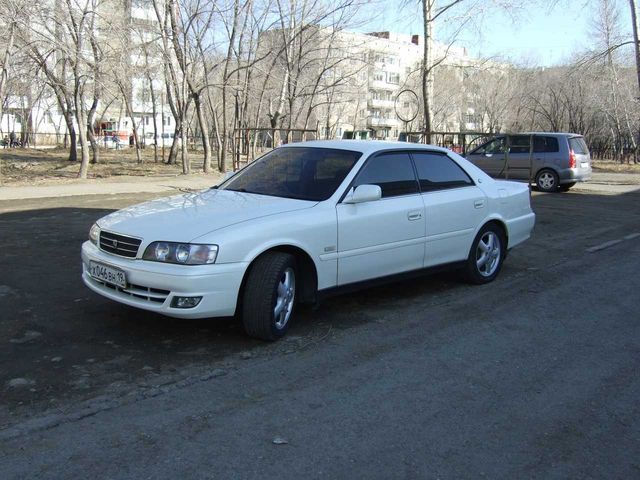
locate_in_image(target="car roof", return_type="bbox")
[279,140,450,155]
[520,132,583,138]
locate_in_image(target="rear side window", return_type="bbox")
[533,137,545,153]
[532,136,559,153]
[569,137,589,154]
[354,152,418,198]
[544,137,559,152]
[412,152,473,192]
[509,136,530,154]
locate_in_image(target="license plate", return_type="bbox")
[90,261,127,288]
[581,162,589,168]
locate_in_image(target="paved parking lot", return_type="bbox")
[0,183,639,478]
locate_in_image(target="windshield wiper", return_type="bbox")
[224,187,248,193]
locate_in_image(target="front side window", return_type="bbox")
[476,138,505,155]
[353,152,418,198]
[412,152,474,192]
[222,147,361,201]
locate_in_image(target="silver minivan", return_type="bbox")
[465,133,592,192]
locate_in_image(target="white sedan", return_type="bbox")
[81,141,535,340]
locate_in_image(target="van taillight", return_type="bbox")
[569,150,576,168]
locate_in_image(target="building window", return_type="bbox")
[145,116,150,126]
[373,71,385,82]
[388,73,400,85]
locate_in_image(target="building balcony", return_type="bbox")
[369,80,400,91]
[367,117,399,128]
[368,98,396,109]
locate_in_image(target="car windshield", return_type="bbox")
[221,147,361,201]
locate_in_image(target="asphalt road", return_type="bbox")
[0,187,639,478]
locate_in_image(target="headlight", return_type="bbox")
[142,242,218,265]
[89,223,100,245]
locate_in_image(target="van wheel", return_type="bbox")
[559,182,576,192]
[242,252,296,341]
[464,224,506,284]
[536,169,559,192]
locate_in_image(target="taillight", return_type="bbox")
[569,150,576,168]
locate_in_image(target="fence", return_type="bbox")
[231,128,318,169]
[401,131,495,155]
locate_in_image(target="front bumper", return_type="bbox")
[81,241,247,319]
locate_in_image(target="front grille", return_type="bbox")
[90,276,170,304]
[99,231,142,258]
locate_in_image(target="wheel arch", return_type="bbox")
[474,216,509,249]
[236,244,319,316]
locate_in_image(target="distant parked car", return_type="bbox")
[82,141,535,341]
[465,133,592,192]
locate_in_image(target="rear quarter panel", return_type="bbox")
[483,180,535,249]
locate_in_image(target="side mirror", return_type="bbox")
[343,184,382,204]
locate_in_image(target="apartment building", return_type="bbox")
[260,27,488,141]
[0,0,173,147]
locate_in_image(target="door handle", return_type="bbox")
[407,211,422,221]
[474,200,485,209]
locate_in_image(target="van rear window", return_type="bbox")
[569,137,589,155]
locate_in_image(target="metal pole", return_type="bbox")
[161,90,165,163]
[528,134,534,199]
[504,135,511,180]
[234,94,240,171]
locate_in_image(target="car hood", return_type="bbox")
[97,189,316,242]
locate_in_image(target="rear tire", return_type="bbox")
[464,224,506,285]
[535,169,560,192]
[559,182,576,192]
[242,252,297,341]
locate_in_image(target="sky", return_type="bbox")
[363,0,634,67]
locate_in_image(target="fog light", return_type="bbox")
[171,296,202,308]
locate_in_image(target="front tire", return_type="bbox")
[242,252,297,341]
[535,169,559,192]
[464,224,506,284]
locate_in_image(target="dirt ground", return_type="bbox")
[0,187,639,478]
[1,146,639,186]
[0,147,213,186]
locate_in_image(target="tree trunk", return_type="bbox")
[422,0,434,144]
[220,0,241,172]
[87,97,99,164]
[194,92,212,173]
[180,122,189,174]
[629,0,640,96]
[148,75,159,163]
[168,121,181,165]
[119,82,143,164]
[60,104,77,162]
[0,21,15,137]
[211,107,222,169]
[76,109,91,179]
